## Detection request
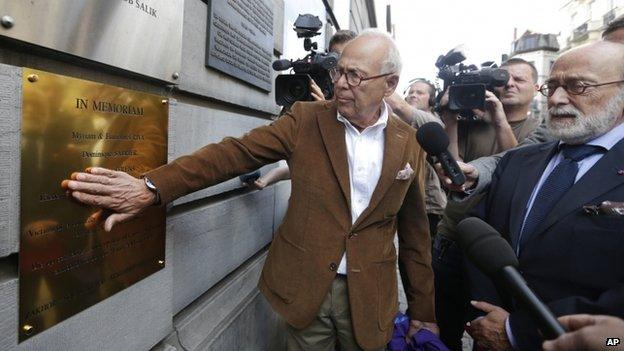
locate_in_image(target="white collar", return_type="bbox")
[337,101,389,133]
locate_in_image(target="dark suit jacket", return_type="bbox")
[472,138,624,350]
[146,101,435,350]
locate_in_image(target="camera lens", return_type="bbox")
[449,84,486,111]
[288,81,307,100]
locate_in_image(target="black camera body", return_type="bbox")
[273,14,338,107]
[436,48,509,115]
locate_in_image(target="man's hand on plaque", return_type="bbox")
[61,167,156,232]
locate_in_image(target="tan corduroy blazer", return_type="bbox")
[147,101,435,350]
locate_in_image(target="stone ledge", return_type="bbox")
[169,188,275,313]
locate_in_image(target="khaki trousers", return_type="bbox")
[285,275,386,351]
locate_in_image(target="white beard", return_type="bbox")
[547,90,624,144]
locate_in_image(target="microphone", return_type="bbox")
[272,59,292,71]
[456,217,566,340]
[416,122,466,186]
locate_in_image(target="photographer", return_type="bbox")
[248,30,356,191]
[433,58,541,351]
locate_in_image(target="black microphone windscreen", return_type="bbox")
[416,122,450,155]
[457,217,519,276]
[272,59,292,71]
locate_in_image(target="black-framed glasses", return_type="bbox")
[538,79,624,97]
[329,67,395,87]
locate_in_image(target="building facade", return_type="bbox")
[510,31,560,118]
[559,0,624,51]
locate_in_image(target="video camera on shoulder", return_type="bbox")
[435,47,509,120]
[273,14,338,108]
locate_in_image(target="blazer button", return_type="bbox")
[329,262,338,271]
[348,232,358,239]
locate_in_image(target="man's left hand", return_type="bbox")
[310,79,325,101]
[466,300,514,351]
[406,319,439,343]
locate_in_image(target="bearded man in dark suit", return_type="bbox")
[465,40,624,351]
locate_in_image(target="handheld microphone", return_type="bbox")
[416,122,466,186]
[272,59,292,71]
[456,217,566,340]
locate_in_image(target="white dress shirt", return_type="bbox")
[335,102,389,274]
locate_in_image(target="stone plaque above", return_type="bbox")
[206,0,274,92]
[0,0,183,82]
[19,68,168,341]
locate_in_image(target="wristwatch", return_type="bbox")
[143,177,161,205]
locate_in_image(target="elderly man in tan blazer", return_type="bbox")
[64,29,436,350]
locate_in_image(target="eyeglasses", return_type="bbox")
[329,67,395,87]
[538,79,624,97]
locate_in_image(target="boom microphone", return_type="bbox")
[416,122,466,186]
[456,217,566,340]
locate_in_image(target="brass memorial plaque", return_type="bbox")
[19,68,168,341]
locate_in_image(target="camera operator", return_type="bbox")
[443,58,541,161]
[247,30,356,191]
[309,30,357,101]
[433,58,542,351]
[385,79,447,236]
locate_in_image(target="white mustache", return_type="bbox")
[549,106,581,118]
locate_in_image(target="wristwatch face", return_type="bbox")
[144,177,157,192]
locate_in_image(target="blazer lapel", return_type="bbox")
[317,103,351,207]
[533,137,624,236]
[353,115,408,229]
[508,142,558,248]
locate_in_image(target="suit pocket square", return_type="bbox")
[395,163,414,180]
[583,201,624,216]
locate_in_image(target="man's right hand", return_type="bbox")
[61,167,156,231]
[434,161,478,193]
[543,314,624,351]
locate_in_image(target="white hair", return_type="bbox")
[357,28,402,75]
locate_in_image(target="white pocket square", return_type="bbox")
[396,163,414,180]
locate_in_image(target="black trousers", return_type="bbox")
[432,235,470,351]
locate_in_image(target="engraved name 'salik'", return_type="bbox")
[76,98,144,116]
